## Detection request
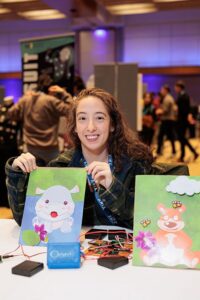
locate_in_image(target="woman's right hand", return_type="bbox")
[12,152,37,173]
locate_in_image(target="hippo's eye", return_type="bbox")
[45,199,49,204]
[64,201,68,205]
[163,215,168,221]
[174,215,178,221]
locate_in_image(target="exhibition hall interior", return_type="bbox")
[1,0,200,216]
[2,2,200,299]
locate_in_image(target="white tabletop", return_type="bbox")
[1,219,200,300]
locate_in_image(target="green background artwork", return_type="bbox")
[27,167,87,201]
[133,175,200,269]
[20,167,87,246]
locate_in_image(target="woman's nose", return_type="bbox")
[87,119,96,131]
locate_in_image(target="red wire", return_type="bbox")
[20,245,47,259]
[3,245,20,256]
[2,244,46,261]
[20,245,31,259]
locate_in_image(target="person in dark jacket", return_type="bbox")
[6,88,155,229]
[174,81,198,162]
[0,96,20,207]
[140,92,156,146]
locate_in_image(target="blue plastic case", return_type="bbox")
[47,242,81,269]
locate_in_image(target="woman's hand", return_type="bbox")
[12,152,37,173]
[86,161,113,190]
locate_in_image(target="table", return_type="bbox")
[1,219,200,300]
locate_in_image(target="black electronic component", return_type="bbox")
[85,229,107,240]
[97,256,129,270]
[0,255,15,263]
[108,230,127,240]
[12,260,44,277]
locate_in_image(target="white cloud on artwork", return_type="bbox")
[166,176,200,196]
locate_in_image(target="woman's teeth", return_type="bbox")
[86,135,98,140]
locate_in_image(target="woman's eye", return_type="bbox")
[78,117,86,121]
[96,116,104,120]
[45,199,49,204]
[64,201,68,205]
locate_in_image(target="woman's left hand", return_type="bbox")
[86,161,113,190]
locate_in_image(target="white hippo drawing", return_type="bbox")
[32,185,79,233]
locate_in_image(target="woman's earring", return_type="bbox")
[110,127,114,132]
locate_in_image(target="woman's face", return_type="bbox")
[59,47,70,62]
[75,96,113,156]
[144,93,151,105]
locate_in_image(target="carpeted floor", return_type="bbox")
[1,138,200,219]
[154,138,200,176]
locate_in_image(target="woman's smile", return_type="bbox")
[85,134,99,141]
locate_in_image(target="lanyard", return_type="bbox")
[81,155,118,225]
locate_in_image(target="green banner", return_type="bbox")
[20,34,75,94]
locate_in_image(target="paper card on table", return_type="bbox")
[19,167,86,246]
[133,175,200,270]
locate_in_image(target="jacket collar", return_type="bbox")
[68,148,133,179]
[67,147,83,167]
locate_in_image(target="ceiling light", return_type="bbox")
[0,0,36,2]
[153,0,189,2]
[24,14,66,20]
[18,9,66,20]
[94,29,107,37]
[0,7,11,13]
[106,4,157,15]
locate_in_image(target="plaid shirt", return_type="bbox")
[5,148,189,228]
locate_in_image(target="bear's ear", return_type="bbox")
[70,185,79,194]
[157,203,166,215]
[178,204,186,213]
[35,187,45,195]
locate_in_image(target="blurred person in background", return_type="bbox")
[7,85,72,166]
[140,92,156,146]
[174,81,198,162]
[188,105,198,138]
[152,92,162,110]
[156,84,177,158]
[73,75,86,96]
[0,96,20,207]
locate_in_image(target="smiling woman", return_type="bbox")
[6,88,153,229]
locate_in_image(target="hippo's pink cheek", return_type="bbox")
[38,204,45,209]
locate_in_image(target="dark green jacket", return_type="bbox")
[5,148,189,229]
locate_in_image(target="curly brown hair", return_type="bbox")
[67,88,153,170]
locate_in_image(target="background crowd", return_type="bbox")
[140,80,199,162]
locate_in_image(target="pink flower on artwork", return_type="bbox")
[34,224,47,241]
[135,231,156,251]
